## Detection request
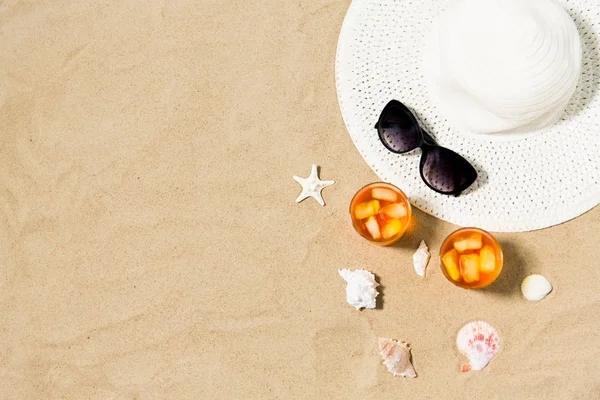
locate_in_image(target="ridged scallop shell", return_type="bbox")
[378,338,417,378]
[456,321,500,372]
[427,0,582,135]
[521,274,553,301]
[338,269,379,310]
[412,240,430,277]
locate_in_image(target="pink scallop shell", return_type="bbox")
[456,321,500,372]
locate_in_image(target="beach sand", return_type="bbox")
[0,0,599,398]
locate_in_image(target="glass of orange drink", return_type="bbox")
[350,182,412,246]
[439,228,503,289]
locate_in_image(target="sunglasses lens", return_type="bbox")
[421,147,477,194]
[378,103,421,153]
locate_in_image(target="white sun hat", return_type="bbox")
[336,0,600,232]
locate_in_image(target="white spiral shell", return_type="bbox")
[412,240,431,278]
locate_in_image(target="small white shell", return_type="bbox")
[521,274,553,301]
[412,240,430,277]
[338,269,379,310]
[378,338,417,378]
[456,321,500,372]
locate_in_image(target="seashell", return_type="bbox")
[412,240,430,277]
[456,321,500,372]
[378,338,417,378]
[338,269,379,310]
[426,0,582,136]
[521,274,552,301]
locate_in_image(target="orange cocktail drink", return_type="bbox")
[440,228,503,289]
[350,183,412,246]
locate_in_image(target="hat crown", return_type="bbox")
[426,0,582,135]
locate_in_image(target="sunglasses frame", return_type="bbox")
[374,100,477,196]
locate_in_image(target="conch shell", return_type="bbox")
[378,338,417,378]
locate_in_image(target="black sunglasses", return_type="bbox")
[375,100,477,196]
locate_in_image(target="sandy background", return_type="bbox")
[1,0,599,398]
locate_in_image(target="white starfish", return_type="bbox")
[293,164,335,206]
